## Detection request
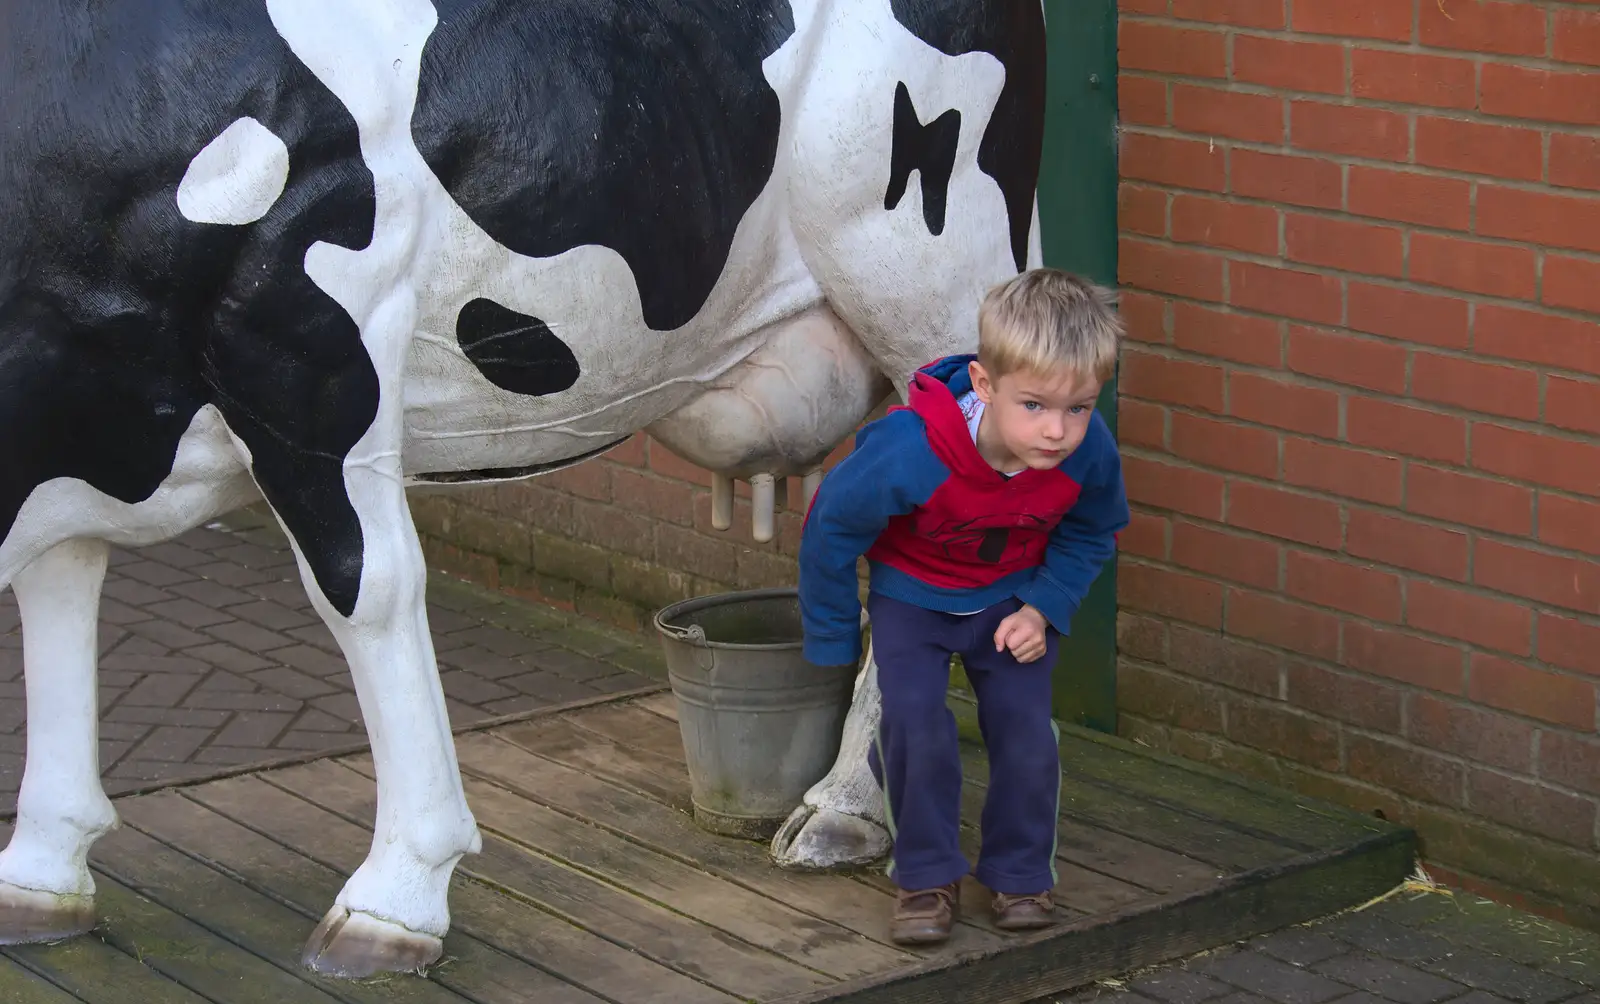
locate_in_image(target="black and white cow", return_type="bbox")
[0,0,1045,978]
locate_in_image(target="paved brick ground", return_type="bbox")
[0,508,662,815]
[1047,889,1599,1004]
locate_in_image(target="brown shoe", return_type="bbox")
[992,890,1056,931]
[889,882,960,945]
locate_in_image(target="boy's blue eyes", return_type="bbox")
[1021,402,1090,414]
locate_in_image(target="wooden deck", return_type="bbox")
[0,690,1415,1004]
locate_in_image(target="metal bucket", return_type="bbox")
[653,587,856,840]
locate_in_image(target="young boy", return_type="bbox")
[797,268,1129,946]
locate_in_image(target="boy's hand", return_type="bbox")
[994,604,1049,663]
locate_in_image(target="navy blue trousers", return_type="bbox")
[865,593,1061,895]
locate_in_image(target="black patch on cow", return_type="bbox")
[890,0,1046,270]
[412,1,795,333]
[456,298,580,397]
[885,82,962,236]
[0,5,377,615]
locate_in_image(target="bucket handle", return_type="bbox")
[662,622,716,671]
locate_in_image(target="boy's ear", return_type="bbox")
[969,360,995,404]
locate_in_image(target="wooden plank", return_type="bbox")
[450,772,910,980]
[614,697,1222,895]
[266,760,808,1002]
[775,829,1418,1004]
[566,702,690,760]
[89,820,464,1004]
[188,774,739,1004]
[497,716,692,809]
[1052,729,1391,850]
[286,757,832,1001]
[452,733,1007,956]
[118,791,603,1004]
[4,935,209,1004]
[84,873,344,1004]
[0,955,82,1004]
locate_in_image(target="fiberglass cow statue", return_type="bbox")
[0,0,1046,979]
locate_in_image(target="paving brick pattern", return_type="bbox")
[0,511,662,815]
[1046,892,1600,1004]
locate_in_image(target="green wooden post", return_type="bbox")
[1040,0,1120,734]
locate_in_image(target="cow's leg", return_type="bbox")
[771,639,892,869]
[0,538,116,943]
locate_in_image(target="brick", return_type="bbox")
[1547,375,1600,437]
[1409,694,1534,773]
[1284,437,1404,507]
[1285,213,1404,279]
[1172,520,1281,588]
[1470,770,1597,848]
[1229,372,1340,437]
[1173,85,1284,145]
[1223,698,1344,772]
[644,438,712,486]
[1475,305,1600,378]
[1168,624,1286,695]
[1539,732,1600,798]
[1171,195,1279,256]
[1170,0,1284,28]
[212,712,293,748]
[1554,8,1600,67]
[1119,663,1226,733]
[1233,35,1346,96]
[1407,464,1532,535]
[1119,560,1226,628]
[1228,480,1343,549]
[1122,511,1170,560]
[1550,133,1600,193]
[1120,0,1167,13]
[1352,48,1475,109]
[1347,508,1469,582]
[1413,117,1542,184]
[1481,64,1600,127]
[1287,326,1406,394]
[1172,412,1279,479]
[1343,621,1466,693]
[1125,455,1227,520]
[1412,234,1538,300]
[1540,610,1600,677]
[1347,734,1467,808]
[611,469,694,527]
[1118,611,1170,664]
[1172,302,1284,367]
[604,434,646,467]
[1348,167,1471,231]
[543,461,610,502]
[1476,538,1600,615]
[1232,149,1343,211]
[1347,281,1469,349]
[1131,970,1233,1004]
[1120,21,1227,78]
[1469,654,1597,730]
[1407,581,1533,656]
[1413,353,1542,422]
[129,725,212,764]
[1293,0,1412,41]
[1479,185,1600,256]
[1227,587,1341,661]
[1288,660,1403,733]
[1287,549,1403,622]
[1120,237,1227,301]
[1120,398,1168,450]
[1119,73,1169,127]
[1122,347,1226,412]
[1419,0,1546,57]
[1290,100,1408,162]
[1120,290,1170,343]
[1543,255,1600,316]
[1474,423,1600,498]
[1230,261,1343,326]
[1120,184,1167,238]
[1124,132,1229,193]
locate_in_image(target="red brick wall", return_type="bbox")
[1115,0,1600,924]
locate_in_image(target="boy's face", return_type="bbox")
[969,360,1102,472]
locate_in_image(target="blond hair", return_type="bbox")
[977,268,1123,383]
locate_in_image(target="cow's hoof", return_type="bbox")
[301,906,442,979]
[0,882,96,944]
[770,804,891,871]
